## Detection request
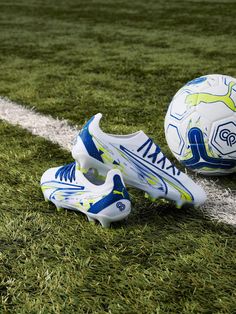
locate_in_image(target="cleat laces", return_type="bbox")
[137,138,180,176]
[55,162,76,182]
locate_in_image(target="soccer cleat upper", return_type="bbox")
[72,113,207,207]
[40,162,131,227]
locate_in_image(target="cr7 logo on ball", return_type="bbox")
[211,121,236,155]
[219,129,236,147]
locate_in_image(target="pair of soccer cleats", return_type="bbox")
[41,113,207,227]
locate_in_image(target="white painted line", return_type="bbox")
[0,96,235,225]
[0,97,78,151]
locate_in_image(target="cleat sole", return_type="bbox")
[144,192,197,209]
[41,188,131,228]
[43,195,64,211]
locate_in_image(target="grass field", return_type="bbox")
[0,0,236,313]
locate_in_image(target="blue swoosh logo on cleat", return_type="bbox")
[119,145,194,199]
[41,181,85,201]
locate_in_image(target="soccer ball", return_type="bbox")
[164,74,236,175]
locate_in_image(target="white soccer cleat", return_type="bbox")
[40,162,131,228]
[72,113,207,208]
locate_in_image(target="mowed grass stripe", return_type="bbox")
[0,120,235,314]
[0,97,235,226]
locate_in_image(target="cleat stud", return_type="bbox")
[175,201,183,209]
[87,216,96,223]
[98,218,111,228]
[55,204,63,212]
[43,194,49,202]
[149,195,156,202]
[144,193,156,202]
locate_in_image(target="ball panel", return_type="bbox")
[164,74,236,175]
[165,123,184,156]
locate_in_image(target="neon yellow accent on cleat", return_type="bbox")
[93,136,127,174]
[113,189,125,198]
[57,194,65,201]
[114,146,129,163]
[41,185,52,192]
[95,138,114,163]
[185,81,236,111]
[81,167,89,173]
[147,174,160,186]
[147,178,155,185]
[165,179,193,203]
[144,192,156,202]
[76,198,96,211]
[76,163,88,174]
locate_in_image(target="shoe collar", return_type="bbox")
[89,113,147,144]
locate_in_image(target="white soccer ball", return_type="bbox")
[164,74,236,175]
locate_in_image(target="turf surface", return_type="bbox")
[0,121,235,313]
[0,0,236,313]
